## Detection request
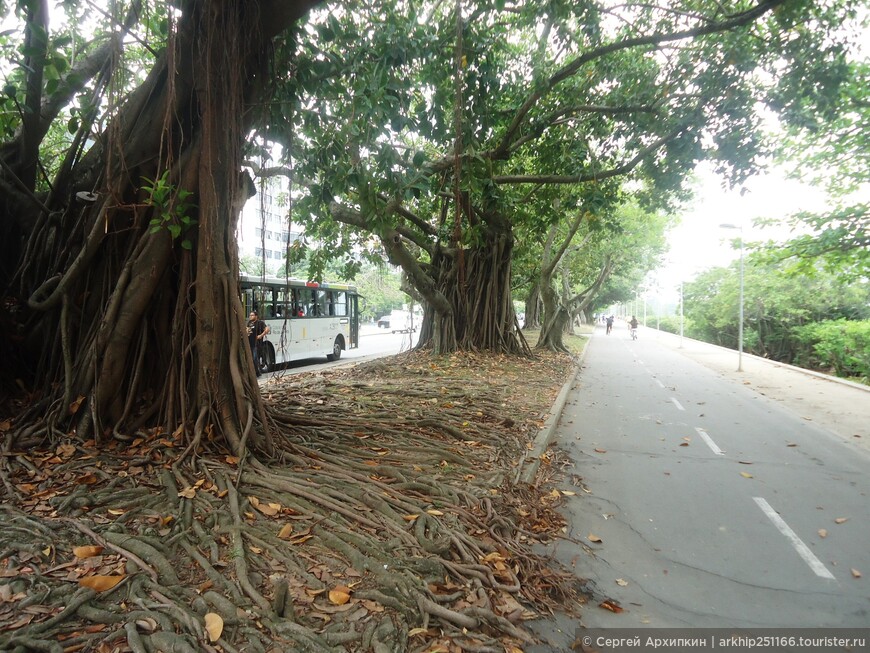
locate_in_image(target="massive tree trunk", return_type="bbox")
[1,1,321,451]
[420,212,528,355]
[330,200,529,357]
[523,285,542,330]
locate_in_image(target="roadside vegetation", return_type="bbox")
[654,258,870,383]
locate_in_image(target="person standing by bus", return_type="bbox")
[247,310,270,376]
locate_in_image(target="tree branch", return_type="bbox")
[568,255,614,315]
[329,201,451,315]
[493,0,785,159]
[541,211,591,280]
[493,127,684,185]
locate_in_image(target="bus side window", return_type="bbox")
[303,289,317,317]
[334,292,347,317]
[314,290,327,316]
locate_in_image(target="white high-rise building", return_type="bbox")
[237,172,301,274]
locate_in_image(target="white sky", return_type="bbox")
[646,161,829,303]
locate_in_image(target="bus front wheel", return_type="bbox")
[327,337,343,362]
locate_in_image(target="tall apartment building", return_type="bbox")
[237,173,301,274]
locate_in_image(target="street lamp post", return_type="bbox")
[720,223,744,372]
[679,280,684,348]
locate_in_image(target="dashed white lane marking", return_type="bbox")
[655,379,665,389]
[670,397,685,411]
[695,427,725,456]
[753,497,836,580]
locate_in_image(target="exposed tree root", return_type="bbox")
[0,350,586,651]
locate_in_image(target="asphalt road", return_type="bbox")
[530,325,870,647]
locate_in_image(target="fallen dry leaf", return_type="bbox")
[594,448,607,454]
[616,578,628,586]
[135,617,158,632]
[72,546,104,558]
[329,586,352,605]
[599,599,624,613]
[277,524,294,540]
[835,517,849,524]
[177,487,196,499]
[851,569,862,579]
[256,502,281,517]
[408,627,430,637]
[740,472,753,479]
[204,612,223,642]
[587,534,602,543]
[69,395,86,415]
[78,575,125,592]
[818,529,828,538]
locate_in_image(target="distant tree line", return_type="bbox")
[676,257,870,381]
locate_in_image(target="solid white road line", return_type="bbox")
[655,379,665,389]
[695,427,725,456]
[753,497,836,580]
[671,397,685,411]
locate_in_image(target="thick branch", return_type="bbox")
[329,201,451,315]
[508,103,658,155]
[376,193,439,237]
[492,128,684,185]
[568,255,614,315]
[493,0,786,158]
[540,211,590,280]
[259,0,326,40]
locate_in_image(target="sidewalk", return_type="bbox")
[645,326,870,449]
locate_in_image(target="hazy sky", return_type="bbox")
[647,161,829,302]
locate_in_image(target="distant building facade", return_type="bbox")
[237,172,301,274]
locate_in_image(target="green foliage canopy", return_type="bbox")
[683,255,870,364]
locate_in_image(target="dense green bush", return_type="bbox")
[682,258,870,367]
[656,315,691,336]
[792,319,870,380]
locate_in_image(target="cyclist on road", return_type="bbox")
[629,315,639,340]
[605,315,614,335]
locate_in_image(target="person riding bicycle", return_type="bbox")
[629,316,639,340]
[605,315,614,334]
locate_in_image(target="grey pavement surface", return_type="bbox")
[525,324,870,651]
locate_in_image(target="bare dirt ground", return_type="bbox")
[0,346,588,653]
[651,329,870,450]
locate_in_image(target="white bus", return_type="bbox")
[239,274,360,371]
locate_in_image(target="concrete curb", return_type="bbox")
[517,337,592,485]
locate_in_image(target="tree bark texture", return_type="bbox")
[1,0,322,450]
[416,213,530,356]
